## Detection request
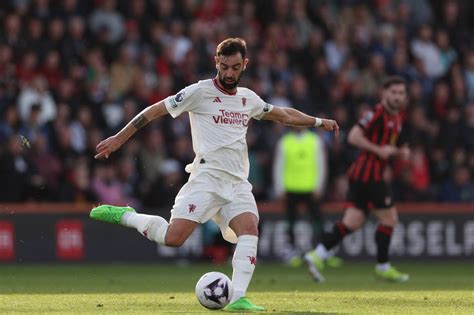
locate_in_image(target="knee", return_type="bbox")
[229,213,260,237]
[345,222,363,231]
[342,217,364,231]
[236,225,259,237]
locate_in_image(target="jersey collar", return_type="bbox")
[213,78,237,95]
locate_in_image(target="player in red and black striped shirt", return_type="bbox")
[305,76,410,283]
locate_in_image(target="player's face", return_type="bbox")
[215,53,248,90]
[383,83,407,112]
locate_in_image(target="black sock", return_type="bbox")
[321,221,352,250]
[375,225,393,263]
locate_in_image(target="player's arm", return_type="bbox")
[263,106,339,136]
[347,125,397,160]
[95,101,168,159]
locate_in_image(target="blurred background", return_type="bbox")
[0,0,473,264]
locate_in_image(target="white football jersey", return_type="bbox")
[164,78,273,180]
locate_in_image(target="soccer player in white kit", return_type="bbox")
[91,38,339,312]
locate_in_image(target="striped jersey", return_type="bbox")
[347,104,402,183]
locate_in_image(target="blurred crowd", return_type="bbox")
[0,0,473,210]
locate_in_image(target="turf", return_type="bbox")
[0,262,472,314]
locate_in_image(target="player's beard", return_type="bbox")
[386,99,400,112]
[218,71,242,90]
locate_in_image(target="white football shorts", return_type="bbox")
[169,169,259,244]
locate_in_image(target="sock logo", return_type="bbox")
[247,256,257,265]
[143,229,148,238]
[188,203,196,213]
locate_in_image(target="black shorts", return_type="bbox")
[347,180,394,214]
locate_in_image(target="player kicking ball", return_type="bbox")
[90,38,339,312]
[305,76,410,283]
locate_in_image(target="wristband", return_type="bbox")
[314,117,322,127]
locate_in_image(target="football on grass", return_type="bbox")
[195,271,233,309]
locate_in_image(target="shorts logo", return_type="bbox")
[170,99,178,108]
[175,91,185,103]
[188,203,196,213]
[385,196,391,206]
[263,103,270,112]
[247,256,257,265]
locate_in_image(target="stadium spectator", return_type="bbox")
[16,50,39,87]
[440,165,474,202]
[0,134,35,201]
[411,24,444,79]
[324,28,349,73]
[91,161,133,206]
[70,105,94,154]
[108,44,140,100]
[0,105,21,143]
[465,50,474,102]
[436,29,457,74]
[62,16,87,64]
[394,144,431,201]
[359,53,387,99]
[89,0,124,44]
[150,158,185,210]
[61,155,97,202]
[45,18,66,54]
[17,76,56,125]
[28,132,62,200]
[462,103,474,151]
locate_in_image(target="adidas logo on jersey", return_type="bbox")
[213,97,222,103]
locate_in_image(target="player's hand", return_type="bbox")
[95,135,122,159]
[320,119,340,137]
[376,145,398,160]
[397,144,410,160]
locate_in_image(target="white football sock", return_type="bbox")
[121,212,169,245]
[376,262,391,272]
[230,235,258,303]
[315,243,329,260]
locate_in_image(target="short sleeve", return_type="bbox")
[357,110,377,133]
[164,82,202,118]
[250,93,273,120]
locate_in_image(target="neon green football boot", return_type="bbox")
[288,255,303,268]
[90,205,136,224]
[225,297,265,312]
[326,255,343,268]
[375,266,409,282]
[303,250,325,282]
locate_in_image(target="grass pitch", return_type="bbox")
[0,261,472,314]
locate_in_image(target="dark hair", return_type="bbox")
[382,76,407,89]
[216,38,247,59]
